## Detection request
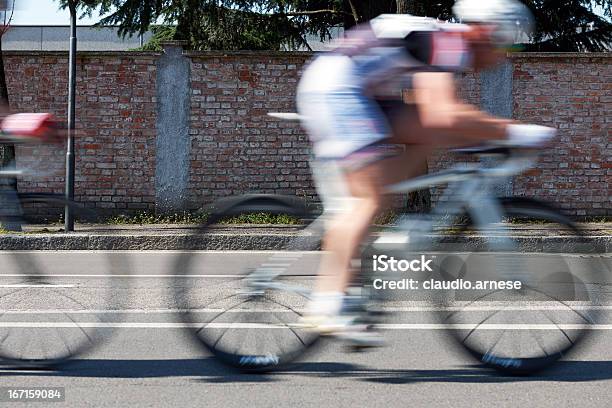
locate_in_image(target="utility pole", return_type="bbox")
[65,1,77,232]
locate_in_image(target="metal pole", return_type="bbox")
[65,4,77,232]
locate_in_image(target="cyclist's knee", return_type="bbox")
[348,196,383,224]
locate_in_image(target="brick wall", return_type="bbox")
[5,50,611,217]
[512,54,610,216]
[6,52,157,215]
[187,53,314,208]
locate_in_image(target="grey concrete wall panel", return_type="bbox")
[480,62,514,197]
[4,26,153,51]
[481,62,513,119]
[3,26,42,50]
[155,43,191,212]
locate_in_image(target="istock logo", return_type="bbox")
[372,254,434,273]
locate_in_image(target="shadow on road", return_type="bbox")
[2,358,612,384]
[0,358,277,383]
[276,360,612,384]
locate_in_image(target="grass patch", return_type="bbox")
[106,211,209,225]
[373,210,399,225]
[578,216,612,223]
[219,212,301,225]
[106,211,301,225]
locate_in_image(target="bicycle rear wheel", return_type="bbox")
[438,198,607,374]
[0,195,128,366]
[173,196,322,371]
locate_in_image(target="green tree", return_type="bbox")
[61,1,349,50]
[0,0,15,169]
[59,0,611,52]
[346,0,611,52]
[526,0,612,51]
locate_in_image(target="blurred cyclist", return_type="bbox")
[296,0,556,338]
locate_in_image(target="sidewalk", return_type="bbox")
[0,223,609,252]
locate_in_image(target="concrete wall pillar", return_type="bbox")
[480,61,514,197]
[155,41,191,213]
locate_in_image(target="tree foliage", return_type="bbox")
[60,1,349,50]
[0,0,15,106]
[58,0,611,51]
[525,0,612,51]
[0,0,16,168]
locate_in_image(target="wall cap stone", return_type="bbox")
[6,50,609,59]
[184,50,315,58]
[508,52,612,58]
[4,51,161,57]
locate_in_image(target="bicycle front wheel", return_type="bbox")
[0,195,129,366]
[438,198,607,374]
[173,195,322,371]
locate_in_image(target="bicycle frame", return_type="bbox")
[244,149,539,296]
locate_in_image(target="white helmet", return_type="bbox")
[453,0,535,46]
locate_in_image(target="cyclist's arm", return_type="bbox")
[412,71,511,143]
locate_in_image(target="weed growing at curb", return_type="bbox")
[219,213,301,225]
[107,211,209,225]
[105,211,301,225]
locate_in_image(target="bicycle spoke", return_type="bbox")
[526,284,595,324]
[0,329,12,348]
[444,289,506,321]
[54,326,74,359]
[47,287,96,345]
[519,312,549,357]
[536,308,574,347]
[17,333,32,361]
[481,326,507,358]
[205,297,255,349]
[461,302,509,343]
[263,296,308,347]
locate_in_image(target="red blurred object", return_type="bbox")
[0,113,60,142]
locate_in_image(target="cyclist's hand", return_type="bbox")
[504,124,557,148]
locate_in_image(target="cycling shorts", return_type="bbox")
[296,55,397,168]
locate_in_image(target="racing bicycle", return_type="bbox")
[173,113,607,375]
[0,113,128,367]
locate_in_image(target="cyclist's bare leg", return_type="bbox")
[310,92,512,308]
[311,122,512,299]
[313,145,433,296]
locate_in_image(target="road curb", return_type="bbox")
[0,233,609,253]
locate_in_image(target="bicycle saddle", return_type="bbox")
[452,145,512,156]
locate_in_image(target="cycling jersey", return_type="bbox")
[332,15,470,92]
[297,14,471,160]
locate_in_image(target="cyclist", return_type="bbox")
[296,0,556,337]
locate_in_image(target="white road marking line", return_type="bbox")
[0,284,76,288]
[260,264,292,267]
[377,323,612,330]
[0,250,605,257]
[0,322,609,329]
[0,274,315,278]
[378,305,612,311]
[0,304,611,314]
[0,250,321,255]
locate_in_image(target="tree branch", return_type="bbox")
[346,0,360,24]
[0,0,14,37]
[281,9,350,17]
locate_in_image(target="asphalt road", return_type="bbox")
[0,251,610,408]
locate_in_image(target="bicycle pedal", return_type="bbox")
[336,327,385,349]
[345,344,378,353]
[362,308,389,318]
